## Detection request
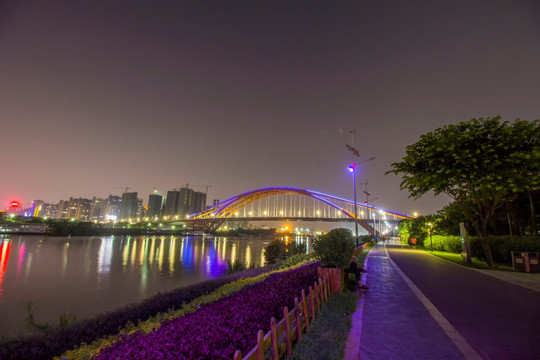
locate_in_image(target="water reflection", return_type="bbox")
[98,238,113,274]
[0,234,283,337]
[123,235,270,278]
[0,239,11,300]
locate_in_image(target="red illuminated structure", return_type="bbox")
[10,201,21,208]
[7,201,22,215]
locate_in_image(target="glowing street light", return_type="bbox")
[347,149,375,247]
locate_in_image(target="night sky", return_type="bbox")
[2,1,539,216]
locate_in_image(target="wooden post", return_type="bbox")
[309,286,315,321]
[284,306,292,358]
[294,297,302,342]
[302,289,310,332]
[270,317,279,360]
[233,350,242,360]
[314,281,320,312]
[326,275,331,298]
[257,329,264,360]
[320,277,326,303]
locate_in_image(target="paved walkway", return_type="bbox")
[344,240,540,360]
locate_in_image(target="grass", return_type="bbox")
[290,244,371,360]
[290,290,357,360]
[424,250,514,271]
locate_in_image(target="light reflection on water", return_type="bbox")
[0,234,289,337]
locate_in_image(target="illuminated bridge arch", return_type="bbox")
[188,187,409,233]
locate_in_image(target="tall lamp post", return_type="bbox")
[347,156,375,247]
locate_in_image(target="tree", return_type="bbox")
[436,202,471,236]
[312,228,355,268]
[263,238,307,264]
[388,117,540,266]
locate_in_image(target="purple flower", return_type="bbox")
[94,262,320,360]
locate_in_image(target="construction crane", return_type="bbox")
[111,186,132,194]
[183,184,211,195]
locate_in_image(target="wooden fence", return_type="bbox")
[353,242,368,256]
[233,273,331,360]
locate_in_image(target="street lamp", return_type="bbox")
[427,222,434,252]
[348,156,375,247]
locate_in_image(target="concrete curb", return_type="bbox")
[343,245,376,360]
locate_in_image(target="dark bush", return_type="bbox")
[0,265,279,360]
[226,258,255,275]
[470,236,540,263]
[264,239,307,264]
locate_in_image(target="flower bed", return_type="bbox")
[94,262,320,360]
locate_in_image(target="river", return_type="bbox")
[0,234,305,338]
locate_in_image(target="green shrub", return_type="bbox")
[423,235,462,253]
[280,253,314,269]
[359,235,372,244]
[424,235,540,264]
[313,228,355,268]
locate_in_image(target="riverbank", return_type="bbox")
[0,220,277,237]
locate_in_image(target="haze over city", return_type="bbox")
[2,1,539,216]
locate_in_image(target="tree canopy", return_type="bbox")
[388,116,540,266]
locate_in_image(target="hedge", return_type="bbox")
[424,235,540,264]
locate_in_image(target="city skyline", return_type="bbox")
[2,1,539,216]
[5,186,210,222]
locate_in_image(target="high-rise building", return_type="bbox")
[57,200,70,219]
[40,203,58,219]
[164,190,180,218]
[104,195,122,221]
[31,200,44,217]
[137,198,143,219]
[148,193,163,219]
[77,198,93,221]
[178,187,206,217]
[178,187,194,217]
[63,197,93,221]
[162,187,207,218]
[90,197,105,222]
[121,192,138,220]
[192,191,207,215]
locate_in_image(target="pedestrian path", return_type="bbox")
[344,241,540,360]
[344,243,467,360]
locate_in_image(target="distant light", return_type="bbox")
[10,201,21,207]
[348,166,354,172]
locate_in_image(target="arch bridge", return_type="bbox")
[177,187,409,234]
